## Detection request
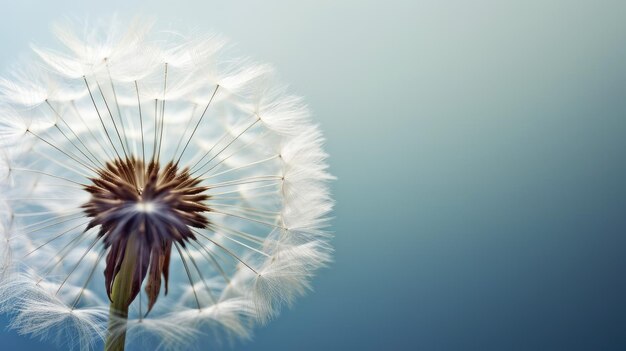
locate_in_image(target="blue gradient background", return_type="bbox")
[2,1,626,350]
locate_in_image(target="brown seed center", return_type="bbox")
[82,157,210,312]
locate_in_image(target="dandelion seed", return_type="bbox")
[0,18,333,351]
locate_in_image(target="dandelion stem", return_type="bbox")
[105,235,138,351]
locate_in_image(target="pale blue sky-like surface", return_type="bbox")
[1,1,626,350]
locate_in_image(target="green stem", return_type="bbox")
[105,235,138,351]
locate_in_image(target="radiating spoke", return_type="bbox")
[208,209,286,231]
[83,76,123,160]
[46,100,104,168]
[27,130,97,174]
[193,229,259,275]
[187,240,231,283]
[190,117,260,175]
[176,85,220,164]
[95,78,129,159]
[174,242,202,311]
[105,59,131,153]
[21,220,89,256]
[55,235,102,295]
[181,244,217,303]
[71,248,106,309]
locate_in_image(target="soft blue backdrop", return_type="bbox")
[1,1,626,350]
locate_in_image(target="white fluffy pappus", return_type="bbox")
[0,18,333,350]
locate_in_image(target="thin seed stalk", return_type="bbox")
[105,235,138,351]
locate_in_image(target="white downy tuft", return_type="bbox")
[0,17,333,350]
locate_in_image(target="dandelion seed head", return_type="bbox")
[0,17,333,350]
